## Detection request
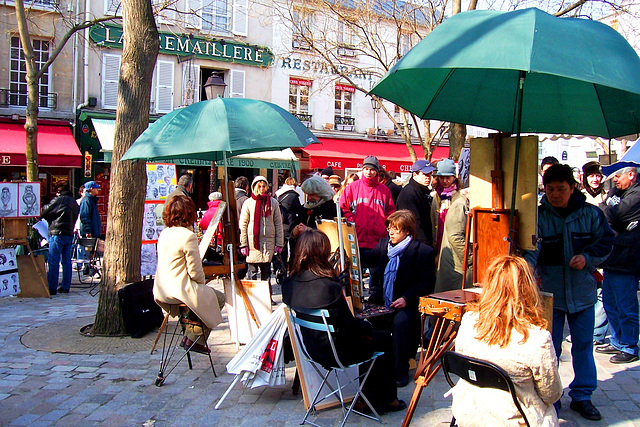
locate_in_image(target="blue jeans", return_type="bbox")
[47,234,74,292]
[552,307,597,402]
[602,270,640,356]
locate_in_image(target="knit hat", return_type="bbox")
[582,161,602,177]
[434,159,456,176]
[321,166,334,177]
[208,191,222,201]
[251,175,268,190]
[362,155,380,172]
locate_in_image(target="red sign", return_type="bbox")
[289,78,313,87]
[335,84,356,93]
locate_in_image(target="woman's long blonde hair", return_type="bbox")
[467,255,547,348]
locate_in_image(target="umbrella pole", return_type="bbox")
[508,71,525,253]
[215,375,241,409]
[223,151,240,350]
[336,204,346,272]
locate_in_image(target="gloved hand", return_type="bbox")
[240,247,249,256]
[274,246,283,254]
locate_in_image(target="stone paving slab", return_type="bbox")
[1,281,640,426]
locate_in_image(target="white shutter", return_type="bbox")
[182,63,200,106]
[155,60,174,113]
[185,0,203,29]
[232,0,248,36]
[102,53,121,110]
[104,0,121,15]
[229,69,245,98]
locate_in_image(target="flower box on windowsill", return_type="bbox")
[323,123,334,130]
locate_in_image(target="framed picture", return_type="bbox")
[0,183,19,218]
[18,182,41,217]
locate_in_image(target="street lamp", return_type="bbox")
[204,74,227,100]
[370,95,380,133]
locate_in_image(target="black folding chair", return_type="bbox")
[441,351,530,427]
[289,306,384,427]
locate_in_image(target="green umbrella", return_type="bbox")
[121,97,318,162]
[370,7,640,139]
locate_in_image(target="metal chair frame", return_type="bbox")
[152,304,217,387]
[290,306,384,427]
[441,351,530,427]
[72,237,102,294]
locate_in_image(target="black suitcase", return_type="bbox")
[118,278,164,338]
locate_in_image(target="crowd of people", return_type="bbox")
[30,151,633,424]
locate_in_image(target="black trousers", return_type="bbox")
[370,307,421,381]
[361,329,397,407]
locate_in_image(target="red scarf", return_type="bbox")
[251,193,272,249]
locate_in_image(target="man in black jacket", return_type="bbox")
[41,185,79,295]
[396,160,435,246]
[597,167,640,364]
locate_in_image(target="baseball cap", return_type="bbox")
[84,181,101,190]
[411,160,436,174]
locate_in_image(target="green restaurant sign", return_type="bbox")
[90,24,274,67]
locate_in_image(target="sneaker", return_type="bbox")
[610,352,639,364]
[569,400,601,421]
[595,344,621,354]
[57,287,69,294]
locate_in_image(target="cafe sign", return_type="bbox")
[90,24,274,68]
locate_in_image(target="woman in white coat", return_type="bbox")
[154,195,225,354]
[239,176,284,281]
[451,256,562,426]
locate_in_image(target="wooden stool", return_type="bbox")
[151,304,216,387]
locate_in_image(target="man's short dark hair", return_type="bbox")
[543,163,577,186]
[540,156,559,171]
[178,173,193,188]
[235,176,249,190]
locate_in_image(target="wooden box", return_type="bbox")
[1,218,28,240]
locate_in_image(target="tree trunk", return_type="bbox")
[15,0,40,182]
[448,123,467,161]
[92,0,159,335]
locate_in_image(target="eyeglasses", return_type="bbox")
[386,226,402,233]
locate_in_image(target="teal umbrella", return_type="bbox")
[122,97,318,162]
[371,8,640,239]
[370,7,640,139]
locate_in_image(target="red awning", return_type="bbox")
[0,123,81,168]
[303,138,450,173]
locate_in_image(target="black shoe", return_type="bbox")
[48,288,57,296]
[57,287,69,294]
[82,265,90,275]
[378,399,407,414]
[397,378,409,388]
[610,352,639,364]
[570,400,601,421]
[595,344,621,354]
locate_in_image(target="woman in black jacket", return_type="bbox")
[282,228,406,414]
[362,210,437,387]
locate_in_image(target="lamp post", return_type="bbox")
[204,74,227,100]
[204,74,227,193]
[370,95,381,133]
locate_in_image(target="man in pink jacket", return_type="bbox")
[340,155,396,251]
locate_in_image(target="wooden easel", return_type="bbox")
[0,218,48,297]
[201,180,260,329]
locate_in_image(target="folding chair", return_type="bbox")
[441,351,530,427]
[151,304,216,387]
[289,306,384,427]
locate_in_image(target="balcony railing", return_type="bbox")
[394,122,412,136]
[293,113,312,128]
[2,90,57,110]
[335,115,355,131]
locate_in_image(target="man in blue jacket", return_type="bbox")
[525,164,613,421]
[79,181,102,275]
[596,167,640,364]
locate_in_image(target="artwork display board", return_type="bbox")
[0,248,19,297]
[223,279,272,344]
[284,307,359,411]
[198,201,226,259]
[145,163,177,201]
[316,220,363,309]
[0,182,41,218]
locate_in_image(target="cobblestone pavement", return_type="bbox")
[1,279,640,426]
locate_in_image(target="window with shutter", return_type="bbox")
[185,0,203,29]
[104,0,121,15]
[232,0,248,36]
[202,0,231,33]
[229,69,245,98]
[101,53,121,110]
[182,62,200,106]
[155,60,174,113]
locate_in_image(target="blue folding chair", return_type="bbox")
[289,306,384,427]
